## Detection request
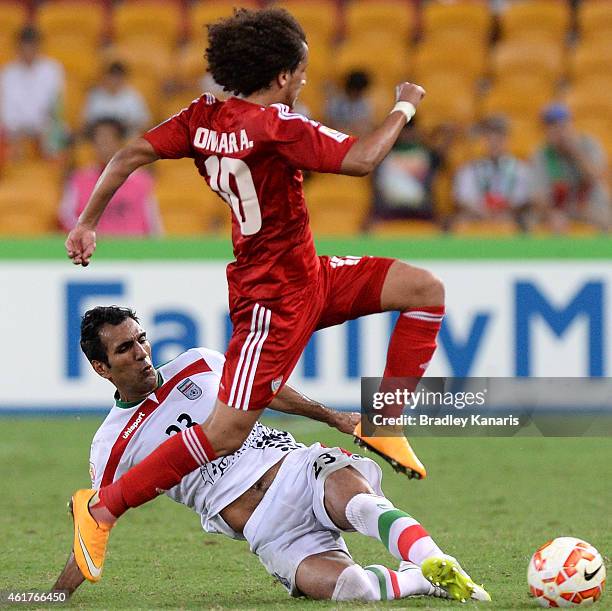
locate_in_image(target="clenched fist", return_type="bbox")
[396,82,426,107]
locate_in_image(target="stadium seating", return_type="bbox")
[417,75,476,129]
[506,117,544,160]
[569,41,612,81]
[411,41,487,86]
[0,210,59,235]
[0,37,14,66]
[44,36,101,87]
[0,2,28,64]
[572,116,612,160]
[481,77,552,124]
[63,77,88,131]
[491,39,565,83]
[113,1,183,48]
[334,35,409,88]
[453,219,519,236]
[421,1,491,46]
[577,1,612,44]
[564,84,612,131]
[158,88,204,123]
[0,2,27,37]
[155,158,226,234]
[344,1,414,44]
[72,140,96,168]
[0,160,61,235]
[370,219,441,237]
[305,173,372,236]
[128,73,165,123]
[278,0,338,46]
[498,0,570,44]
[531,220,600,237]
[176,40,207,85]
[189,0,259,42]
[37,1,106,47]
[103,40,172,91]
[1,0,609,239]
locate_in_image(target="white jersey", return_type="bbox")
[89,348,304,539]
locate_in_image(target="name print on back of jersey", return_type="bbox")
[193,127,254,155]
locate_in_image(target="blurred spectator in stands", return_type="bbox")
[83,62,151,135]
[59,117,162,236]
[0,26,65,159]
[370,118,447,223]
[531,104,610,232]
[325,70,373,137]
[453,116,531,229]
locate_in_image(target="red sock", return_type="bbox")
[381,306,445,418]
[99,426,216,518]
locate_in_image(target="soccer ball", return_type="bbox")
[528,537,606,607]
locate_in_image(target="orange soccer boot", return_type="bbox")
[70,489,113,582]
[353,421,427,479]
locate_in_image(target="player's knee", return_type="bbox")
[411,268,444,307]
[385,262,445,310]
[331,564,378,601]
[345,493,394,532]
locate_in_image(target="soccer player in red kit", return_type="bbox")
[65,8,445,583]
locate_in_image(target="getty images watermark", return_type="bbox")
[360,377,612,437]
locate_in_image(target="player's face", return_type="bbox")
[283,45,308,108]
[95,318,157,401]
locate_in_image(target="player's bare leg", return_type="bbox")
[51,552,85,598]
[71,399,261,581]
[295,550,448,601]
[354,260,445,479]
[322,465,490,601]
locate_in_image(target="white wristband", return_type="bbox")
[390,101,416,123]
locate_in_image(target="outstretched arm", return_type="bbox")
[340,82,426,177]
[269,385,360,434]
[65,138,159,266]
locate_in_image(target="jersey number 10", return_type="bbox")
[205,156,262,236]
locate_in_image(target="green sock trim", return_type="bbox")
[364,565,387,601]
[378,509,411,550]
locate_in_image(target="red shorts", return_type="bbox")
[218,255,394,410]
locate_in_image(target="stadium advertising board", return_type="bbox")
[0,259,609,411]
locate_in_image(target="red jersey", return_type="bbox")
[144,94,356,301]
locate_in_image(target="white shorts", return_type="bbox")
[242,442,383,596]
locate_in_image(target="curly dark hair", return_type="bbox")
[206,8,307,97]
[80,306,139,365]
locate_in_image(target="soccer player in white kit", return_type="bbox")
[53,306,490,602]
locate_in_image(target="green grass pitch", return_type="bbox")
[1,416,610,610]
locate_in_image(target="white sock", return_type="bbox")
[345,493,443,564]
[331,564,377,601]
[364,564,435,599]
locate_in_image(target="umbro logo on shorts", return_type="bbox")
[271,376,283,393]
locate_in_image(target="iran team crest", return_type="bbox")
[178,378,202,400]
